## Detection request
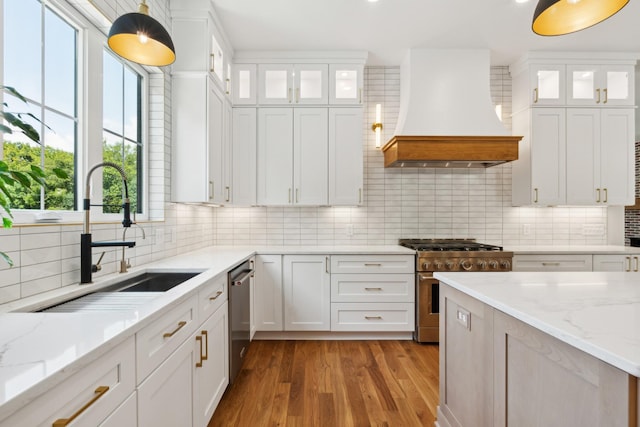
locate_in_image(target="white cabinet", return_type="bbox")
[512,254,593,272]
[99,393,137,427]
[254,254,284,331]
[283,255,331,331]
[172,75,228,204]
[258,64,328,105]
[512,108,566,206]
[567,64,634,106]
[232,64,257,105]
[0,337,136,427]
[328,108,363,205]
[329,64,364,105]
[527,64,566,107]
[566,108,634,205]
[256,108,328,205]
[593,254,640,272]
[193,302,229,427]
[329,255,415,332]
[137,336,195,427]
[231,108,257,205]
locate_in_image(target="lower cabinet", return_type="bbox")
[283,255,331,331]
[254,254,284,331]
[593,254,640,272]
[0,336,136,427]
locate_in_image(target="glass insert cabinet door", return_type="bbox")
[329,64,364,105]
[567,65,633,106]
[529,65,565,105]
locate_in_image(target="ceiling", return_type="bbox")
[210,0,640,66]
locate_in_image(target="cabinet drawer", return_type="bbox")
[198,273,228,321]
[512,254,593,271]
[136,294,199,383]
[330,255,414,274]
[331,303,415,331]
[331,273,415,303]
[0,336,135,427]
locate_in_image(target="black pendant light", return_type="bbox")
[532,0,629,36]
[108,0,175,66]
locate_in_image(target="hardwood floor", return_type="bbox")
[208,340,440,427]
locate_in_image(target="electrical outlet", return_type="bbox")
[346,224,354,237]
[521,224,532,236]
[155,229,164,245]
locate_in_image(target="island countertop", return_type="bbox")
[433,271,640,377]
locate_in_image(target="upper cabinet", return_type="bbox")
[329,64,364,105]
[257,64,328,105]
[567,64,634,106]
[529,64,566,106]
[232,64,257,105]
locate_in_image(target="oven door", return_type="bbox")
[416,273,440,343]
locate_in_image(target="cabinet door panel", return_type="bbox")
[600,109,634,205]
[257,108,293,204]
[329,108,363,205]
[530,65,565,105]
[294,108,328,205]
[255,254,284,331]
[232,108,257,205]
[208,83,225,204]
[283,255,330,331]
[531,108,566,205]
[566,109,599,205]
[258,64,293,105]
[294,64,328,104]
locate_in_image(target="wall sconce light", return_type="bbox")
[108,0,176,66]
[495,104,503,122]
[372,103,383,148]
[532,0,629,36]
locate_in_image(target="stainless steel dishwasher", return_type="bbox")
[228,259,253,384]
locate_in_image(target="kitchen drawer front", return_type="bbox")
[0,336,135,427]
[136,294,199,383]
[330,255,415,274]
[331,303,415,331]
[331,273,415,303]
[198,273,228,321]
[512,254,593,271]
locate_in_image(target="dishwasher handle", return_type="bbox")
[231,269,253,286]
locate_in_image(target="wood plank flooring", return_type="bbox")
[208,340,439,427]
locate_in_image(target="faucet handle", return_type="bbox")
[92,251,106,273]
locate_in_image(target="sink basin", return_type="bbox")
[36,272,201,313]
[101,272,200,293]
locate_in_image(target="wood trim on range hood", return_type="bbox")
[381,135,523,168]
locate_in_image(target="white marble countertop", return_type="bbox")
[0,244,411,418]
[506,245,640,255]
[434,271,640,377]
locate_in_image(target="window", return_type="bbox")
[102,50,143,214]
[2,0,77,211]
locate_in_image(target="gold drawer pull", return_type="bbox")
[364,287,383,291]
[541,262,560,266]
[163,321,187,338]
[365,316,383,320]
[52,386,109,426]
[364,263,382,267]
[202,330,209,361]
[196,335,204,368]
[209,291,223,301]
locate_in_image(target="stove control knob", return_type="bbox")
[500,260,511,270]
[489,260,499,269]
[460,260,473,271]
[422,261,430,270]
[477,260,487,270]
[434,261,443,270]
[445,261,454,270]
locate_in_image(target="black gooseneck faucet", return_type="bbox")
[80,162,135,284]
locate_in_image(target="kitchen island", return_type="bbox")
[434,271,639,427]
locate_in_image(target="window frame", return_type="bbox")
[0,0,150,224]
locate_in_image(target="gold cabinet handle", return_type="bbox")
[541,262,560,266]
[209,290,223,301]
[195,335,204,368]
[210,54,215,73]
[225,186,230,202]
[358,188,362,204]
[634,256,639,272]
[163,321,187,338]
[225,78,230,95]
[202,330,208,361]
[603,88,608,104]
[359,88,363,104]
[596,88,601,104]
[209,181,214,200]
[603,188,608,203]
[52,386,109,427]
[533,87,538,103]
[288,87,292,103]
[295,188,299,203]
[288,188,292,203]
[626,256,631,272]
[296,87,300,103]
[364,263,382,267]
[364,287,383,291]
[325,256,330,274]
[596,188,601,203]
[533,188,538,203]
[365,316,383,320]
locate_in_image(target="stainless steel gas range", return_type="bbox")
[399,239,513,343]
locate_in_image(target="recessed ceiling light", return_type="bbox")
[515,0,530,3]
[368,0,379,3]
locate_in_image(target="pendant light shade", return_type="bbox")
[108,1,175,67]
[532,0,629,36]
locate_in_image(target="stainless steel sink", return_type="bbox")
[37,272,201,313]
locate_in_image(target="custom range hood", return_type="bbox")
[382,49,522,168]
